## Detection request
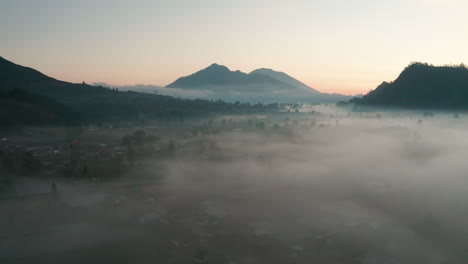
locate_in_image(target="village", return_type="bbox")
[0,112,327,184]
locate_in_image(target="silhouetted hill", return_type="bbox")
[353,62,468,108]
[0,56,110,96]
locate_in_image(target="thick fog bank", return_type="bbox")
[1,111,468,263]
[160,116,468,263]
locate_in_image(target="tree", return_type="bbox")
[168,140,175,154]
[121,135,135,165]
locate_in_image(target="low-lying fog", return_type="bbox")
[1,106,468,264]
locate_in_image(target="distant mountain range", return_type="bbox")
[163,63,350,103]
[352,62,468,108]
[167,63,319,93]
[0,56,279,126]
[4,55,468,125]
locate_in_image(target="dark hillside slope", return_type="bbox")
[0,56,111,96]
[354,63,468,108]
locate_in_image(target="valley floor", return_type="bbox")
[1,109,468,264]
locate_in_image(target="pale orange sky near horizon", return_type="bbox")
[1,0,467,96]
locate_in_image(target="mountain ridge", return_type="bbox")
[166,63,304,92]
[164,63,352,103]
[0,56,110,96]
[166,63,318,93]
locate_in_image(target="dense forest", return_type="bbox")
[352,62,468,108]
[0,89,79,126]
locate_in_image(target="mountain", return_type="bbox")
[0,57,279,125]
[166,63,348,103]
[352,62,468,108]
[167,63,306,93]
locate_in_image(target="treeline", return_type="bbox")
[58,90,280,123]
[0,88,280,127]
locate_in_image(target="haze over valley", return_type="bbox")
[2,1,468,263]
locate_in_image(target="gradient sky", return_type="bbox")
[1,0,467,95]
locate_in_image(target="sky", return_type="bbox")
[1,0,467,95]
